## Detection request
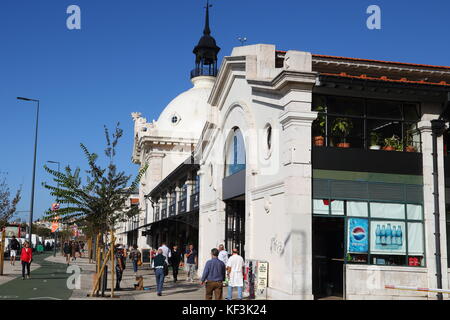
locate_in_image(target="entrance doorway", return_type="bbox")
[225,199,245,259]
[312,217,345,299]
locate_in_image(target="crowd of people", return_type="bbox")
[7,235,246,300]
[62,240,85,265]
[144,242,245,300]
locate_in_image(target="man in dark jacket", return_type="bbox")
[9,236,20,266]
[169,245,183,283]
[153,248,167,296]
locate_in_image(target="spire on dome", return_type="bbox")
[191,0,220,79]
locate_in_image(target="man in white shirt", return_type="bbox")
[225,248,244,300]
[218,244,228,265]
[218,244,229,285]
[158,242,171,264]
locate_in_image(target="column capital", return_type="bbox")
[279,110,318,130]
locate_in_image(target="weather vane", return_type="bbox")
[238,37,247,46]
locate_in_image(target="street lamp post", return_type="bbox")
[47,161,60,257]
[17,97,40,246]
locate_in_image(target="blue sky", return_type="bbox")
[0,0,449,222]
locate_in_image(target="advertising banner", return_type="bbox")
[347,218,369,253]
[4,226,21,238]
[370,221,406,255]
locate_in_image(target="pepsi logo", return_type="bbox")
[352,227,366,241]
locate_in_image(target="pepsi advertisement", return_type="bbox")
[348,218,369,253]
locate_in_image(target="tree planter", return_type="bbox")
[382,146,396,151]
[314,136,325,146]
[337,143,350,148]
[406,146,417,152]
[370,145,381,150]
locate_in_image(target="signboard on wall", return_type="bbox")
[243,260,268,300]
[347,218,369,253]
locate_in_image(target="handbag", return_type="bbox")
[137,258,143,266]
[163,262,169,276]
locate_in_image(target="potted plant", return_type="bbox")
[331,117,353,148]
[383,135,402,151]
[312,106,326,146]
[404,130,417,152]
[370,132,381,150]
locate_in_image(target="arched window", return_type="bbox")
[225,128,246,177]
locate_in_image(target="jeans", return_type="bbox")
[21,261,31,278]
[155,268,165,294]
[132,260,138,273]
[227,286,243,300]
[187,263,196,281]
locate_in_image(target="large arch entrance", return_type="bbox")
[223,127,246,258]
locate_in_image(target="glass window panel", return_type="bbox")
[370,220,406,255]
[367,100,402,119]
[326,96,364,116]
[347,201,368,217]
[370,202,405,219]
[328,116,364,148]
[408,223,424,256]
[403,103,421,121]
[367,119,403,150]
[225,128,246,177]
[313,199,330,215]
[331,200,345,215]
[407,204,422,220]
[404,123,421,153]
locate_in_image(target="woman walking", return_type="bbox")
[20,241,33,280]
[153,248,167,296]
[129,245,141,276]
[63,241,72,265]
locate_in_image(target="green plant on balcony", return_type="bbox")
[370,132,381,150]
[312,106,326,146]
[331,117,353,148]
[383,135,403,151]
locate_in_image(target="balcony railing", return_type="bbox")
[190,66,217,79]
[178,199,187,214]
[190,193,199,211]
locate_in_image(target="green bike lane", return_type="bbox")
[0,252,74,300]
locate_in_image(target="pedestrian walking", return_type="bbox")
[201,248,226,300]
[63,241,72,265]
[74,241,80,259]
[9,236,20,266]
[20,241,33,280]
[218,244,229,285]
[169,245,183,283]
[129,244,141,276]
[153,248,167,296]
[158,242,171,264]
[115,245,125,291]
[185,244,198,282]
[225,248,245,300]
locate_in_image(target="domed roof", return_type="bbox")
[155,76,215,139]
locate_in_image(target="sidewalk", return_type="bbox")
[45,254,207,300]
[0,256,40,286]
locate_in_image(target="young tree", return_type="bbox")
[42,124,147,237]
[0,174,22,229]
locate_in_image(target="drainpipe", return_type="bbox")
[431,119,445,300]
[431,92,450,300]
